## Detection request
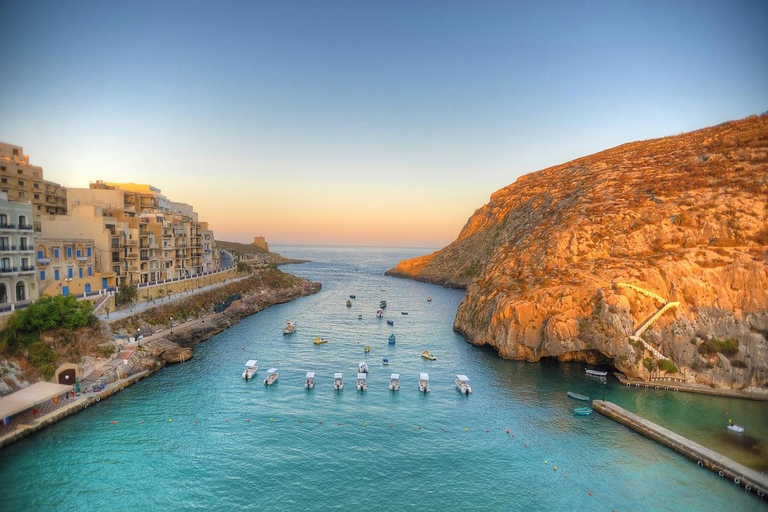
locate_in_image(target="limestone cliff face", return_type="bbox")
[389,115,768,390]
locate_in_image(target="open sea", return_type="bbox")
[0,246,766,511]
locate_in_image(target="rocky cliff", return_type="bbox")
[388,115,768,390]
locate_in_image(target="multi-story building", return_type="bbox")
[0,143,66,230]
[0,192,38,310]
[35,238,100,296]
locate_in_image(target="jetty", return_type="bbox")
[593,400,767,500]
[614,372,768,402]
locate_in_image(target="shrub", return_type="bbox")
[659,359,678,374]
[697,337,739,357]
[115,285,138,306]
[643,357,654,372]
[28,341,57,379]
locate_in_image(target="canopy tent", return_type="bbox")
[306,372,315,378]
[457,375,470,381]
[390,374,400,380]
[334,373,343,379]
[0,382,73,419]
[244,360,258,367]
[419,373,429,381]
[266,368,278,374]
[357,373,367,380]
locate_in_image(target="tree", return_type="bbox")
[115,284,138,306]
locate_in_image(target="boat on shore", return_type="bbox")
[386,320,394,326]
[727,424,745,433]
[242,360,258,380]
[419,372,430,393]
[421,350,436,361]
[586,369,608,377]
[388,334,396,345]
[264,368,279,386]
[283,321,297,335]
[358,361,369,374]
[333,372,343,390]
[357,372,368,391]
[389,373,400,391]
[573,407,593,416]
[313,337,328,345]
[455,375,472,394]
[567,391,590,401]
[346,300,352,308]
[305,372,315,389]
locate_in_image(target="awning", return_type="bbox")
[419,373,429,380]
[457,375,470,381]
[306,372,315,378]
[390,374,400,379]
[357,373,367,380]
[0,382,73,419]
[334,373,343,379]
[244,360,258,367]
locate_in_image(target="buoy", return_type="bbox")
[194,420,198,424]
[697,461,703,467]
[270,418,274,422]
[719,471,725,477]
[554,466,557,471]
[734,478,741,485]
[110,421,118,424]
[96,397,100,402]
[464,427,468,432]
[545,461,548,465]
[485,430,490,433]
[364,422,368,427]
[246,419,250,422]
[588,492,592,496]
[389,425,392,428]
[168,418,172,422]
[226,419,230,423]
[140,420,144,423]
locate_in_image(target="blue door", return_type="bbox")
[62,286,69,297]
[102,278,108,290]
[85,283,91,294]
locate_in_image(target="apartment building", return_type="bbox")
[0,192,38,309]
[35,238,100,296]
[0,143,66,230]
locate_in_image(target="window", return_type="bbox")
[21,257,28,268]
[15,281,25,301]
[18,191,25,198]
[34,194,39,200]
[1,178,6,184]
[87,247,92,257]
[67,268,73,279]
[0,166,4,171]
[40,270,45,281]
[88,266,93,277]
[54,247,60,259]
[37,250,43,259]
[19,215,25,226]
[0,283,6,303]
[79,268,83,278]
[17,180,24,186]
[1,257,10,270]
[76,249,81,258]
[66,246,72,258]
[54,269,59,280]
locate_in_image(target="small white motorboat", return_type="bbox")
[334,372,343,391]
[358,361,369,374]
[585,369,608,377]
[357,372,368,391]
[389,373,400,391]
[263,368,279,386]
[382,358,389,365]
[242,360,258,380]
[427,296,432,302]
[419,372,430,393]
[305,371,315,389]
[283,321,297,335]
[376,309,383,318]
[455,374,472,394]
[727,424,745,433]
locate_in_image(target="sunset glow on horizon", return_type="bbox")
[1,1,766,247]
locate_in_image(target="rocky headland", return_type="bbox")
[387,115,768,391]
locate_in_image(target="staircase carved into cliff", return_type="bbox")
[617,282,680,365]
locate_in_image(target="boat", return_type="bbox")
[567,391,590,401]
[573,407,593,416]
[386,320,394,326]
[727,424,745,433]
[427,296,432,302]
[364,345,370,353]
[242,359,258,380]
[455,374,472,394]
[585,369,608,377]
[333,372,343,390]
[313,337,328,345]
[283,321,297,335]
[305,371,315,389]
[349,295,356,299]
[382,358,389,365]
[380,300,387,309]
[346,300,352,308]
[263,368,279,386]
[358,361,369,374]
[421,350,436,361]
[358,314,363,320]
[376,309,383,318]
[401,312,408,315]
[388,334,396,345]
[357,372,368,391]
[419,372,430,393]
[389,373,400,391]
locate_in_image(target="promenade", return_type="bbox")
[613,372,768,402]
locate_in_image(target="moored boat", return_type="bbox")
[313,337,328,345]
[242,359,258,380]
[419,372,430,393]
[305,372,315,389]
[388,334,396,345]
[358,361,369,374]
[427,296,432,302]
[357,372,368,391]
[421,350,436,361]
[358,314,363,320]
[567,391,590,401]
[264,368,279,386]
[364,345,370,353]
[455,375,472,394]
[376,309,383,318]
[380,300,387,309]
[349,294,356,299]
[573,407,593,416]
[727,424,745,433]
[386,320,394,326]
[389,373,400,391]
[333,372,343,390]
[283,321,297,335]
[346,300,352,308]
[401,311,408,315]
[382,358,389,365]
[585,369,608,377]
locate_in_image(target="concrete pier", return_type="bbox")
[613,373,768,402]
[593,400,767,501]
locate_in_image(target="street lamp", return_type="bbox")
[170,317,174,334]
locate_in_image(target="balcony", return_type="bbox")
[37,257,51,265]
[76,256,89,261]
[20,265,35,274]
[0,224,17,230]
[0,245,17,251]
[0,267,18,274]
[125,252,138,259]
[19,245,33,252]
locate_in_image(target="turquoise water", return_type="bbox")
[0,246,765,511]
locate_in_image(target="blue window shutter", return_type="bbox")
[55,270,59,280]
[40,270,45,280]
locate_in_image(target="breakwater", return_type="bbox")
[593,400,767,500]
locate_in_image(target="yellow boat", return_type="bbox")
[313,337,328,345]
[364,346,370,353]
[421,350,436,361]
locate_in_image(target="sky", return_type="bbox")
[1,1,766,247]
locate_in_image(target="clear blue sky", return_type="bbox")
[1,0,766,246]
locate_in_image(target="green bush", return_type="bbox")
[698,337,739,357]
[643,357,654,372]
[28,341,57,379]
[659,359,678,374]
[115,284,138,306]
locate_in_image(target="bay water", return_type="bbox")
[0,246,765,511]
